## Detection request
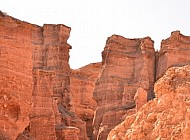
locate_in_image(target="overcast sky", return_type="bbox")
[1,0,190,69]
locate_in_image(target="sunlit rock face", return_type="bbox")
[70,62,101,139]
[0,13,87,140]
[92,35,155,140]
[108,65,190,140]
[156,31,190,79]
[2,11,190,140]
[0,13,34,140]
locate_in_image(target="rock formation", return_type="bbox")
[0,14,34,140]
[108,65,190,140]
[156,31,190,79]
[1,12,190,140]
[134,87,147,111]
[0,13,87,140]
[70,62,101,138]
[92,35,155,140]
[29,70,56,140]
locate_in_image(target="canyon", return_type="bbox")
[0,12,190,140]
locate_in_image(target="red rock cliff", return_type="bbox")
[2,12,190,140]
[156,31,190,79]
[0,13,35,140]
[108,32,190,140]
[92,35,155,140]
[70,62,101,139]
[108,65,190,140]
[0,13,87,140]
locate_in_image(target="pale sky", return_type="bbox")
[1,0,190,69]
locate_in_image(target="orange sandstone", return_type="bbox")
[1,11,190,140]
[108,65,190,140]
[0,13,87,140]
[92,35,155,140]
[157,31,190,79]
[70,62,101,139]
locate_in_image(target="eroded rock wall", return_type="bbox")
[32,23,88,140]
[2,12,190,140]
[0,14,87,140]
[0,14,34,140]
[70,62,101,138]
[92,35,155,139]
[108,65,190,140]
[156,31,190,79]
[29,70,56,140]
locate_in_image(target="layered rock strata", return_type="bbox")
[0,14,34,140]
[92,35,155,140]
[29,70,56,139]
[70,62,101,139]
[40,24,88,140]
[156,31,190,79]
[2,12,190,140]
[0,13,87,140]
[108,65,190,140]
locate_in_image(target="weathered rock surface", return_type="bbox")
[0,13,87,140]
[0,14,34,140]
[2,12,190,140]
[29,70,56,140]
[134,87,147,112]
[108,65,190,140]
[156,31,190,79]
[92,35,155,140]
[70,62,101,139]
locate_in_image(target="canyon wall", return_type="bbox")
[156,31,190,79]
[1,12,190,140]
[70,62,101,138]
[0,14,34,140]
[107,31,190,140]
[108,65,190,140]
[0,13,87,140]
[29,69,56,140]
[92,35,155,140]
